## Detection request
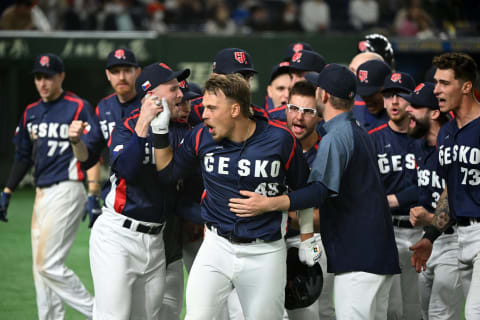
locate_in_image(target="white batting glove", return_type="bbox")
[151,97,170,134]
[299,236,322,266]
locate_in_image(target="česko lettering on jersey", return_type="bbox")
[436,117,480,218]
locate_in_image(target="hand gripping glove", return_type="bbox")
[0,192,11,222]
[299,236,322,267]
[151,97,171,134]
[85,195,101,228]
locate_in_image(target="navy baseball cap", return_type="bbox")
[179,80,202,102]
[399,82,439,110]
[270,61,291,83]
[289,50,326,73]
[135,62,190,99]
[305,63,356,100]
[106,48,138,69]
[356,60,392,97]
[32,53,64,75]
[212,48,257,75]
[382,72,416,93]
[284,42,313,60]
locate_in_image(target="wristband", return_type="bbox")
[422,225,442,244]
[298,208,314,234]
[152,133,170,149]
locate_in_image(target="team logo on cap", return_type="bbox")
[414,83,425,94]
[114,49,126,60]
[39,56,50,67]
[141,80,152,91]
[292,43,304,52]
[279,61,290,67]
[390,73,402,83]
[212,61,216,71]
[358,41,368,52]
[292,52,302,63]
[179,80,187,89]
[358,70,368,83]
[234,52,247,64]
[159,63,172,70]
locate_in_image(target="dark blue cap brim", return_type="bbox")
[182,91,202,102]
[357,83,382,97]
[106,61,138,69]
[32,68,61,76]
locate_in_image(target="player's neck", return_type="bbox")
[426,122,441,147]
[117,90,136,104]
[454,95,480,128]
[388,118,409,133]
[301,130,318,153]
[323,105,344,122]
[231,118,256,143]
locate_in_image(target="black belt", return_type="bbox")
[206,224,263,244]
[392,218,414,229]
[444,227,455,234]
[122,219,164,235]
[456,217,480,227]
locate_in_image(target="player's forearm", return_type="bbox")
[431,188,452,232]
[154,146,173,171]
[86,163,101,196]
[71,140,89,162]
[5,159,31,192]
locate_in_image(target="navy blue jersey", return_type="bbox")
[96,92,141,144]
[309,111,400,274]
[158,116,310,241]
[103,108,177,223]
[353,95,388,132]
[410,139,445,212]
[437,117,480,219]
[13,91,101,187]
[369,123,418,216]
[267,103,287,126]
[188,95,269,127]
[304,135,322,167]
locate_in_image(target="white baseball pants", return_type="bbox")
[89,207,166,320]
[335,271,393,320]
[418,230,463,320]
[32,181,93,320]
[160,259,184,320]
[185,227,286,320]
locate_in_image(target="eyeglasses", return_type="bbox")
[287,104,318,118]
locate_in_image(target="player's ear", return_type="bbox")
[135,67,141,77]
[59,72,66,82]
[430,109,440,120]
[462,80,473,95]
[231,102,241,117]
[105,69,110,81]
[267,85,273,98]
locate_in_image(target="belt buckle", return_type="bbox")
[471,218,480,225]
[146,225,154,234]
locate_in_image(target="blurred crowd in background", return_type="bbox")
[0,0,479,39]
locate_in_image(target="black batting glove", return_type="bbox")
[0,192,11,222]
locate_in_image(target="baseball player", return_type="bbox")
[404,82,463,320]
[230,64,401,319]
[355,59,391,131]
[0,53,99,319]
[410,52,480,318]
[284,80,335,320]
[150,73,319,319]
[368,72,422,319]
[188,48,267,127]
[265,61,291,116]
[81,48,142,228]
[160,79,203,320]
[268,50,326,125]
[71,62,190,319]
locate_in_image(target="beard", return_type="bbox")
[408,116,430,139]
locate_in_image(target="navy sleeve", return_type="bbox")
[284,136,310,190]
[288,181,330,210]
[395,185,420,207]
[12,115,33,164]
[110,120,147,182]
[157,128,200,184]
